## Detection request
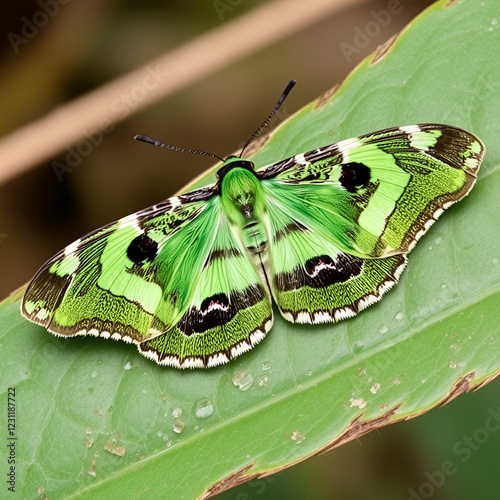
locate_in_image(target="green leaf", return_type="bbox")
[2,0,499,498]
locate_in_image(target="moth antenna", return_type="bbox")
[134,134,224,162]
[239,79,296,158]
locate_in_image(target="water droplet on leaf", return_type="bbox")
[173,420,185,434]
[232,371,254,391]
[194,398,215,419]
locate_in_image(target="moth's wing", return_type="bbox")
[22,186,272,367]
[258,124,484,322]
[262,182,408,323]
[22,188,215,340]
[138,197,273,368]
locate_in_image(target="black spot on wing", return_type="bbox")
[275,253,364,291]
[339,162,371,193]
[127,235,158,263]
[177,285,265,336]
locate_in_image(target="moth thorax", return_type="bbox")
[220,167,263,221]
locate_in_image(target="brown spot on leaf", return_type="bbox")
[104,437,126,457]
[371,33,400,65]
[242,131,271,158]
[314,83,341,110]
[436,371,476,407]
[200,464,255,499]
[445,0,460,7]
[35,486,48,500]
[88,459,97,477]
[315,404,403,456]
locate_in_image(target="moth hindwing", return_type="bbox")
[22,122,484,368]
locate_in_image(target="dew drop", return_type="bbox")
[352,342,364,354]
[232,371,254,391]
[434,237,442,245]
[124,362,133,371]
[90,371,98,379]
[261,361,271,371]
[142,388,147,394]
[395,312,404,321]
[194,398,215,419]
[259,376,269,387]
[157,430,163,437]
[370,383,381,394]
[291,430,305,444]
[172,407,182,418]
[441,283,447,290]
[492,258,499,265]
[173,420,185,434]
[378,324,389,334]
[96,359,103,366]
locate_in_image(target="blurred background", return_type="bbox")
[1,1,498,498]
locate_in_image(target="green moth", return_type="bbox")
[22,81,484,368]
